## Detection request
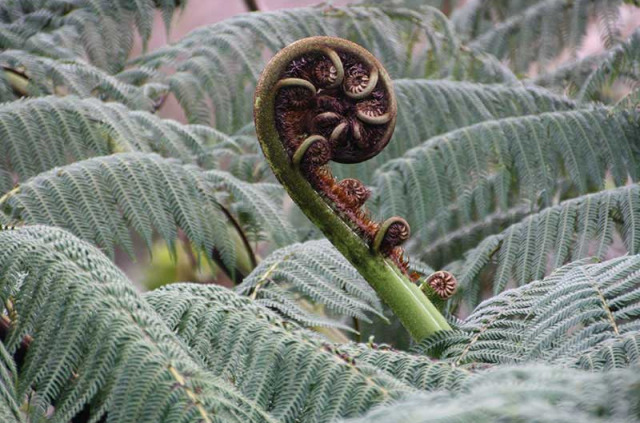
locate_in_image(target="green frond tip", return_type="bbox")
[0,225,275,423]
[254,36,450,342]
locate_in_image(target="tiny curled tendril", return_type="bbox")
[254,37,452,340]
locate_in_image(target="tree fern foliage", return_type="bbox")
[344,364,640,423]
[420,256,640,369]
[0,153,296,271]
[0,226,273,423]
[1,0,640,421]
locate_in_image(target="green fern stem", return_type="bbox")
[254,37,450,341]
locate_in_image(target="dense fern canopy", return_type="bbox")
[0,0,639,422]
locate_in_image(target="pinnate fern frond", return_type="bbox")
[0,96,235,191]
[420,255,640,370]
[453,184,640,306]
[336,79,580,182]
[236,240,384,329]
[469,0,623,73]
[0,0,183,71]
[374,107,639,268]
[343,364,640,423]
[146,283,466,423]
[133,5,515,132]
[1,153,295,267]
[0,225,275,423]
[0,50,156,108]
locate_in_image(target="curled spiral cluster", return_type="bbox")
[425,271,457,300]
[261,37,419,278]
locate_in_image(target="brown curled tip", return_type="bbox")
[337,178,370,210]
[272,38,397,165]
[373,217,410,255]
[425,271,457,300]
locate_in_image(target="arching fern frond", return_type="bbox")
[579,28,640,102]
[453,184,640,306]
[146,283,467,423]
[0,153,296,266]
[343,364,640,423]
[469,0,623,74]
[335,78,580,182]
[419,255,640,371]
[0,0,185,71]
[0,225,275,423]
[373,107,640,268]
[133,5,515,131]
[0,96,235,189]
[236,239,384,329]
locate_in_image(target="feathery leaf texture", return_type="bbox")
[0,0,183,71]
[453,184,640,307]
[0,153,296,267]
[419,256,640,370]
[132,5,515,132]
[146,283,466,423]
[0,225,275,423]
[342,364,640,423]
[336,78,580,182]
[0,342,23,423]
[236,239,384,329]
[0,96,235,192]
[0,50,157,108]
[468,0,623,73]
[373,107,639,268]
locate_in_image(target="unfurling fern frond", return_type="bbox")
[0,96,235,189]
[453,184,640,306]
[373,107,639,268]
[419,255,640,370]
[0,153,295,268]
[0,225,274,423]
[342,364,640,423]
[236,240,384,329]
[146,283,466,423]
[133,5,515,132]
[335,78,580,182]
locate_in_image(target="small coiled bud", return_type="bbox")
[373,217,410,255]
[337,178,370,210]
[425,271,457,300]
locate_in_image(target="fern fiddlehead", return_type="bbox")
[254,36,451,341]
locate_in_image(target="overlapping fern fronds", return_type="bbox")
[373,107,639,268]
[336,78,580,182]
[0,153,296,268]
[343,364,640,423]
[0,96,237,192]
[452,184,640,306]
[0,342,22,423]
[146,283,466,423]
[466,0,624,73]
[236,240,384,329]
[420,255,640,369]
[132,5,515,132]
[0,225,274,423]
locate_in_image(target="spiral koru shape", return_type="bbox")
[255,36,415,277]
